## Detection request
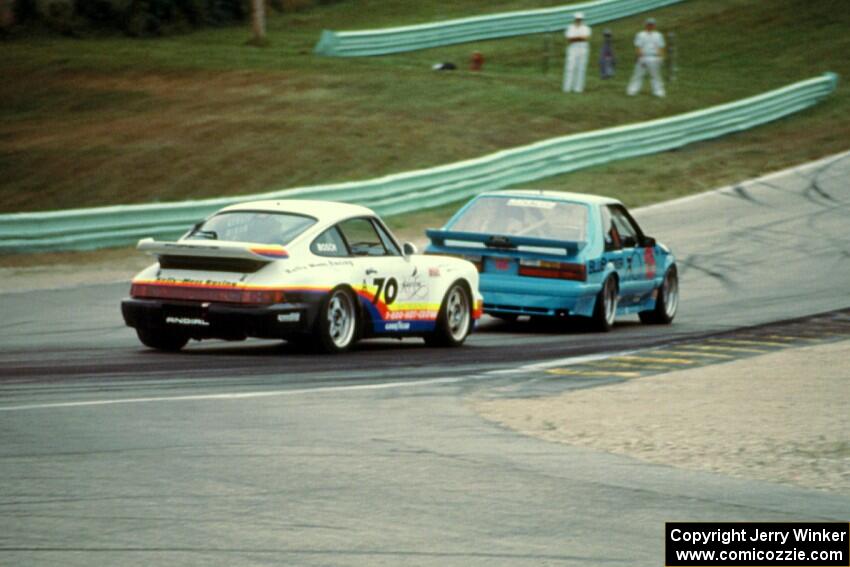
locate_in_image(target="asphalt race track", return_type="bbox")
[1,153,848,565]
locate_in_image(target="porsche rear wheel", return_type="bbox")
[136,327,189,352]
[314,287,359,353]
[640,266,678,324]
[425,282,472,347]
[590,276,618,332]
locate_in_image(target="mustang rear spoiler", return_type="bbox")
[426,229,587,255]
[137,238,289,261]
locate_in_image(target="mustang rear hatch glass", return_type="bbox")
[449,196,588,242]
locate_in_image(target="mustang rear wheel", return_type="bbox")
[590,276,618,332]
[425,282,472,347]
[314,287,359,353]
[136,327,189,352]
[640,266,678,324]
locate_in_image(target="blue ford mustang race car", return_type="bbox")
[425,190,678,331]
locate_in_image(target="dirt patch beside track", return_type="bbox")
[0,248,146,293]
[475,339,850,495]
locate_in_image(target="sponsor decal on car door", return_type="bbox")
[608,205,655,303]
[337,217,439,333]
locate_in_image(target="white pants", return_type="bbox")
[563,44,589,93]
[627,56,665,97]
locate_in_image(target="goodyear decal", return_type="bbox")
[377,321,437,333]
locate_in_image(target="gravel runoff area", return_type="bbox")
[475,339,850,495]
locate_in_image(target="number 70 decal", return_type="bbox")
[372,277,398,306]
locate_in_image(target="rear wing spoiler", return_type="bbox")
[137,238,289,261]
[426,229,587,255]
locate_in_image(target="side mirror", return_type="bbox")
[403,242,418,256]
[642,236,656,247]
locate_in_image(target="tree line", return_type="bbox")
[4,0,343,37]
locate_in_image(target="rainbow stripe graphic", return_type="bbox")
[249,246,289,259]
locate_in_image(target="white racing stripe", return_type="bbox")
[0,347,643,412]
[0,376,468,412]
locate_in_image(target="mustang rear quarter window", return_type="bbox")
[186,211,316,246]
[607,205,642,248]
[450,196,588,242]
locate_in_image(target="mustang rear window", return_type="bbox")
[186,211,316,246]
[449,196,588,242]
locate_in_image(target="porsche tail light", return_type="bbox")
[238,289,287,304]
[131,283,285,305]
[518,260,586,281]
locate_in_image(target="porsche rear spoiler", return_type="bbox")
[426,229,587,255]
[137,238,289,261]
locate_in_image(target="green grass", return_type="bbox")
[1,0,849,233]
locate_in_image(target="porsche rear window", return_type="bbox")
[449,196,588,241]
[186,211,316,246]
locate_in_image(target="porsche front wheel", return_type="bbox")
[425,282,472,347]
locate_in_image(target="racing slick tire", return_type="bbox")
[589,276,618,333]
[136,327,189,352]
[639,266,678,325]
[424,281,472,347]
[314,287,359,353]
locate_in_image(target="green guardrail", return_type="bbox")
[0,73,838,253]
[315,0,686,57]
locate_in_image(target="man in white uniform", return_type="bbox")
[627,17,666,97]
[563,12,591,93]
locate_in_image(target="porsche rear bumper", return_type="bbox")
[121,298,318,340]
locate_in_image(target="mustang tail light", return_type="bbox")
[131,283,285,305]
[518,260,586,281]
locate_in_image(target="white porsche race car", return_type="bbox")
[121,200,483,353]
